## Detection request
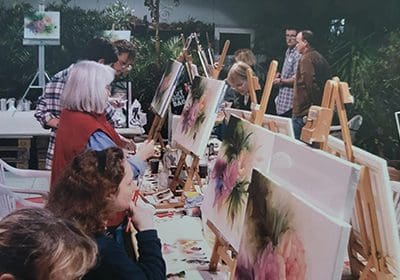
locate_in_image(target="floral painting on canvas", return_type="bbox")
[201,115,274,250]
[151,59,183,117]
[235,169,351,280]
[173,76,227,156]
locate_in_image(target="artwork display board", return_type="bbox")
[328,135,400,276]
[23,11,60,45]
[269,134,361,221]
[102,30,131,42]
[201,115,275,251]
[150,59,184,118]
[172,76,227,157]
[235,169,351,280]
[225,108,295,138]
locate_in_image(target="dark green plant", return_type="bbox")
[329,29,400,159]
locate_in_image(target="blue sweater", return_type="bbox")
[83,230,166,280]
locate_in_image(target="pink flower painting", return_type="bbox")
[235,170,306,280]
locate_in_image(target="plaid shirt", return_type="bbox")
[34,64,117,169]
[275,47,301,115]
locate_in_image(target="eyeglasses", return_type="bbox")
[285,34,296,38]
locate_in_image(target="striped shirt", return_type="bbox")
[275,47,301,115]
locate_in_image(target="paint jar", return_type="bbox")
[0,99,6,111]
[24,100,31,111]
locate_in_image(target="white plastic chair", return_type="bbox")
[0,158,50,192]
[392,181,400,234]
[0,183,44,219]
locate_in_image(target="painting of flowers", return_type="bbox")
[151,59,184,117]
[173,76,227,157]
[235,169,351,280]
[24,11,60,40]
[201,115,274,250]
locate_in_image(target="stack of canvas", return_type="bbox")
[201,114,363,280]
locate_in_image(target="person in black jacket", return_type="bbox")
[46,147,166,280]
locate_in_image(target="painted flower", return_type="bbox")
[276,230,306,280]
[181,100,200,134]
[235,250,255,280]
[254,242,280,280]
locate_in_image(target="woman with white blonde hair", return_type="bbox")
[61,60,114,114]
[51,60,154,189]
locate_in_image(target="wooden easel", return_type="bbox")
[301,78,395,279]
[147,114,166,148]
[211,40,230,79]
[167,37,230,195]
[207,60,279,279]
[168,143,203,194]
[147,34,199,148]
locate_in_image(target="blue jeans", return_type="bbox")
[292,117,305,140]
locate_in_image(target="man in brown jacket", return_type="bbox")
[292,30,330,139]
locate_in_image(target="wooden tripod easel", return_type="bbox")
[301,78,394,280]
[207,60,278,279]
[167,38,231,195]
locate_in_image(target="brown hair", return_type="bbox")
[113,39,137,62]
[46,147,125,235]
[0,207,97,280]
[234,48,256,66]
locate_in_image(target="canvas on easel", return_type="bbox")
[151,59,184,118]
[328,135,400,277]
[172,76,227,157]
[269,133,361,221]
[302,77,399,278]
[235,169,351,280]
[225,108,295,138]
[201,115,275,251]
[148,59,184,146]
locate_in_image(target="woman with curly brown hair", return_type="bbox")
[46,147,166,280]
[0,207,97,280]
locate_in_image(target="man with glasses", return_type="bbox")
[35,38,138,170]
[274,28,301,117]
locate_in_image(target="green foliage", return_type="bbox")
[103,0,135,30]
[223,118,253,163]
[226,180,248,226]
[329,29,400,159]
[0,0,112,100]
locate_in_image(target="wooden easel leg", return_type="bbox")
[183,156,199,192]
[169,151,187,192]
[209,238,222,272]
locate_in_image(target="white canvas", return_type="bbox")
[235,169,351,280]
[102,30,131,42]
[24,11,60,40]
[225,108,295,138]
[269,133,361,221]
[201,115,275,251]
[151,59,184,117]
[328,135,400,276]
[173,76,227,157]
